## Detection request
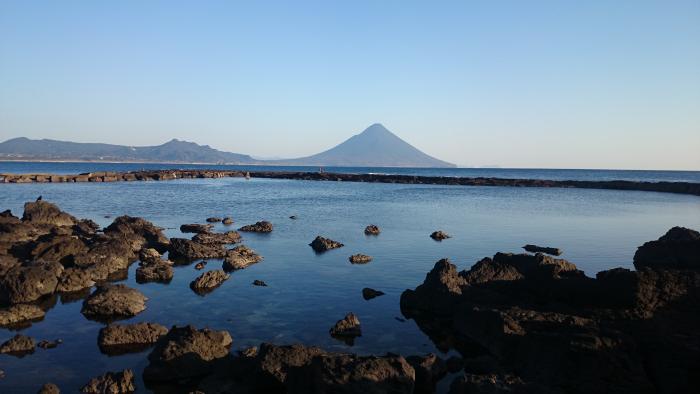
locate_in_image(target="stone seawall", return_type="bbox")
[1,169,699,196]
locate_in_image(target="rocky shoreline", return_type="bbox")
[0,199,698,393]
[1,169,699,196]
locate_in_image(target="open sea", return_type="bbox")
[1,162,699,392]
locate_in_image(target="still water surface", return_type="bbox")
[0,174,699,392]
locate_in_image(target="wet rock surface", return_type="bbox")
[168,238,226,261]
[400,227,700,393]
[238,220,273,233]
[309,236,344,252]
[81,284,147,320]
[349,253,372,264]
[98,322,168,355]
[80,369,135,393]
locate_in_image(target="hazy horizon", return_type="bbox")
[1,1,699,170]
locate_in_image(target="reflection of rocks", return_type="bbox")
[222,245,262,271]
[430,230,450,241]
[81,284,147,321]
[98,322,168,355]
[80,369,135,393]
[362,287,385,300]
[364,224,381,235]
[401,228,700,393]
[0,334,35,356]
[190,270,230,294]
[309,236,344,253]
[238,221,273,233]
[143,325,232,383]
[349,253,372,264]
[329,313,361,345]
[168,238,226,261]
[0,304,45,328]
[522,244,562,256]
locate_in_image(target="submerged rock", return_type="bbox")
[0,334,35,356]
[362,287,385,300]
[80,369,135,393]
[81,284,147,320]
[37,339,62,349]
[222,245,262,271]
[0,304,45,328]
[364,224,381,235]
[98,322,168,354]
[309,236,344,253]
[349,254,373,264]
[522,244,562,256]
[143,325,232,383]
[238,221,273,233]
[430,230,450,241]
[190,270,230,294]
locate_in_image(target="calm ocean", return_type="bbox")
[0,162,699,392]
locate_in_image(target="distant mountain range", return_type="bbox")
[0,124,456,168]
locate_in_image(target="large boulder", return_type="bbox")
[98,322,168,355]
[0,261,63,304]
[81,284,147,320]
[634,227,700,270]
[56,267,95,293]
[0,304,45,328]
[22,200,76,227]
[104,216,169,252]
[143,325,232,383]
[28,234,89,265]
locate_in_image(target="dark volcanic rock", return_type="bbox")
[0,334,35,356]
[0,304,45,328]
[364,224,381,235]
[81,284,147,320]
[143,325,232,383]
[22,200,76,227]
[362,287,385,300]
[238,221,273,233]
[522,244,562,256]
[634,226,700,270]
[168,238,226,261]
[206,217,222,223]
[180,223,213,234]
[57,267,95,293]
[400,227,700,394]
[309,236,344,253]
[135,260,173,284]
[98,322,168,354]
[253,280,268,287]
[80,369,135,393]
[193,230,241,245]
[222,245,262,271]
[38,383,60,394]
[430,230,450,241]
[74,236,134,281]
[37,339,62,349]
[329,313,362,344]
[104,215,169,252]
[0,261,63,304]
[190,270,230,294]
[349,253,372,264]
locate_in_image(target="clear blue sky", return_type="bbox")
[1,1,698,169]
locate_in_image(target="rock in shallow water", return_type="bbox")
[309,236,344,253]
[430,230,450,241]
[81,284,147,321]
[190,270,230,294]
[37,383,60,394]
[0,334,35,356]
[0,304,45,328]
[80,369,135,393]
[329,313,362,345]
[238,221,273,233]
[193,230,241,245]
[98,322,168,355]
[0,261,63,304]
[168,238,226,261]
[364,224,381,235]
[362,287,385,300]
[179,223,213,234]
[222,245,262,271]
[522,244,562,256]
[349,253,373,264]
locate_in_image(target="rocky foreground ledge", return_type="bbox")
[1,169,699,196]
